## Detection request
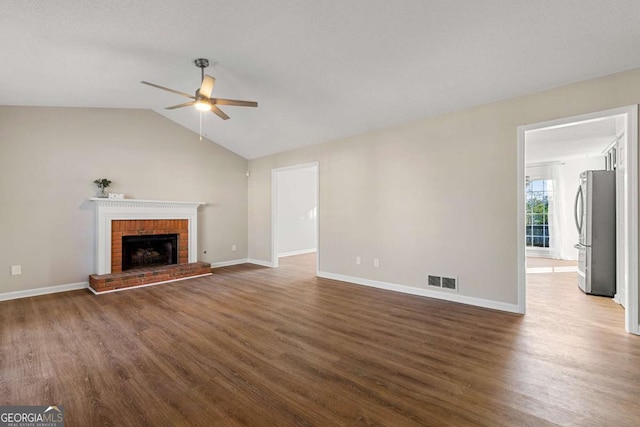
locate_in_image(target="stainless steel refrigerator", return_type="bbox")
[574,170,616,297]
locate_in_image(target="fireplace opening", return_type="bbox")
[122,234,178,271]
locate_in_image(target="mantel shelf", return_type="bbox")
[91,198,204,275]
[89,198,206,207]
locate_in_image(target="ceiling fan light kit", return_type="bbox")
[195,100,212,112]
[141,58,257,120]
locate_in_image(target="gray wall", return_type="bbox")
[248,68,640,308]
[0,107,248,293]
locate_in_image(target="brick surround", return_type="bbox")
[111,219,188,274]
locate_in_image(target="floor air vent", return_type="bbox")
[442,277,457,290]
[428,275,442,287]
[428,275,458,291]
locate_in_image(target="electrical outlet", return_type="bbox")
[373,258,380,268]
[232,244,237,251]
[356,256,361,265]
[10,265,21,276]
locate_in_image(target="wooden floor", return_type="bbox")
[1,254,639,426]
[526,256,578,268]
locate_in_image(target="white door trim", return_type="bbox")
[517,105,639,334]
[271,162,320,275]
[625,105,639,334]
[517,127,526,313]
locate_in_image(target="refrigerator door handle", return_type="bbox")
[574,185,584,234]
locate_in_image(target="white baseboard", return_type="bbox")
[317,271,520,314]
[525,249,553,258]
[526,266,578,274]
[210,259,249,268]
[0,281,89,302]
[247,259,274,268]
[278,248,317,258]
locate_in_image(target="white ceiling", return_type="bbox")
[2,1,640,159]
[526,117,618,164]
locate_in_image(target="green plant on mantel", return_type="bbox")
[93,178,112,198]
[93,178,112,189]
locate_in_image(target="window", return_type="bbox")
[525,179,552,248]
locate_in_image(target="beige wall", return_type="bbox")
[0,107,248,293]
[248,68,640,307]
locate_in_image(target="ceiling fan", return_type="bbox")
[141,58,257,120]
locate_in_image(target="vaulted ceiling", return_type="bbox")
[2,1,640,159]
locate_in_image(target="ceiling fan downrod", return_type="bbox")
[194,58,209,83]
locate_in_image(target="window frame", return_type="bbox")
[525,177,553,255]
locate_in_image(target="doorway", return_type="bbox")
[517,106,639,334]
[271,163,319,274]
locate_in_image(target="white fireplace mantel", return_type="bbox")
[90,198,205,275]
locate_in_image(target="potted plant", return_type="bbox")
[93,178,112,198]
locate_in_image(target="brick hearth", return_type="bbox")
[89,262,211,293]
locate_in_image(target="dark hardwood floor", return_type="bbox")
[1,254,638,426]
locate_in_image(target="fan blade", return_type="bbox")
[141,81,195,99]
[200,75,216,98]
[165,101,196,110]
[210,105,230,120]
[211,98,258,107]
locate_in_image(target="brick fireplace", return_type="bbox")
[111,219,188,273]
[88,198,211,293]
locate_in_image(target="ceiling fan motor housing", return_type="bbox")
[194,58,209,69]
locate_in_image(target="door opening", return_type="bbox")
[517,106,638,334]
[271,163,319,275]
